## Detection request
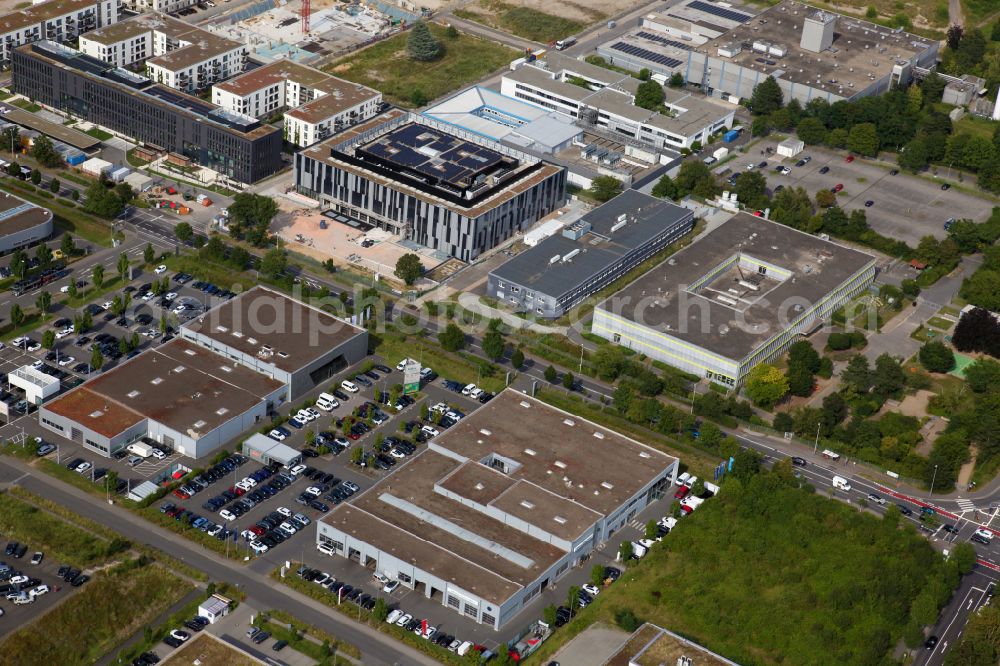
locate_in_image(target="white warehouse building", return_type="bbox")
[592,212,876,387]
[317,390,678,631]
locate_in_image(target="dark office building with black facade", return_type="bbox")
[295,109,566,262]
[12,41,281,184]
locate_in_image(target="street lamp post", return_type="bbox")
[929,464,938,498]
[813,422,821,455]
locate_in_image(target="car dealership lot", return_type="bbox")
[0,549,90,638]
[749,140,995,247]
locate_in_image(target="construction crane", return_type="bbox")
[301,0,310,35]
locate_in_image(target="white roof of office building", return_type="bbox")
[422,86,581,152]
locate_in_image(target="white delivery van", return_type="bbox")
[631,541,648,559]
[127,442,152,458]
[315,392,339,411]
[832,476,851,491]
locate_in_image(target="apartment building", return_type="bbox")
[80,12,244,91]
[212,60,382,147]
[0,0,120,68]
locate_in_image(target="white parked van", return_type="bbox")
[127,442,152,458]
[315,393,339,411]
[341,380,359,393]
[676,472,691,486]
[832,476,851,491]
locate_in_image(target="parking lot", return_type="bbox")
[740,139,996,246]
[0,544,90,637]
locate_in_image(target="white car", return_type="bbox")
[396,613,413,627]
[206,524,223,537]
[251,541,269,555]
[421,425,440,437]
[150,447,166,460]
[12,594,33,605]
[219,509,236,521]
[31,360,44,370]
[317,542,336,556]
[396,358,415,371]
[75,461,91,474]
[387,609,404,624]
[296,409,317,422]
[268,429,287,441]
[383,580,400,594]
[292,512,311,527]
[57,356,75,367]
[430,402,448,414]
[341,380,359,393]
[29,584,49,598]
[55,326,73,339]
[276,506,292,517]
[240,529,256,542]
[305,407,322,420]
[278,522,297,537]
[304,486,322,497]
[289,464,307,476]
[155,265,167,274]
[60,285,70,294]
[778,166,791,175]
[26,342,41,352]
[102,301,114,310]
[581,584,600,597]
[172,303,187,315]
[461,383,477,396]
[164,292,178,301]
[468,388,484,400]
[141,291,154,301]
[8,575,28,585]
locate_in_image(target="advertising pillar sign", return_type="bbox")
[403,360,421,395]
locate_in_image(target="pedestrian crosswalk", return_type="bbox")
[956,498,977,512]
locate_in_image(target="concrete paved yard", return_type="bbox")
[745,140,996,247]
[549,622,631,666]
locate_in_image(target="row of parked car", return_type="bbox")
[289,464,359,509]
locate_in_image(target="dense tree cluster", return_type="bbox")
[959,245,1000,312]
[226,193,278,247]
[953,306,1000,358]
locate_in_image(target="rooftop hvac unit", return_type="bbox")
[716,295,738,306]
[562,249,581,262]
[610,220,627,233]
[738,279,759,291]
[617,213,627,222]
[549,254,561,264]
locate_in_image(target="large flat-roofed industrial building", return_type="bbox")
[180,286,368,400]
[39,338,287,458]
[39,287,367,458]
[593,212,876,387]
[12,41,282,184]
[595,0,938,105]
[0,190,53,253]
[295,110,567,261]
[317,390,677,630]
[487,191,694,318]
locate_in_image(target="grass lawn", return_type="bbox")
[11,98,41,112]
[454,1,593,42]
[324,24,517,107]
[529,473,957,665]
[954,114,997,141]
[938,305,961,317]
[926,316,954,330]
[126,148,151,167]
[0,559,191,666]
[84,127,114,141]
[0,492,115,567]
[370,327,507,393]
[163,634,259,666]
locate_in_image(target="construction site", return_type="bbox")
[205,0,419,65]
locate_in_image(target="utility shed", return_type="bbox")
[127,480,159,502]
[777,138,804,158]
[242,433,302,468]
[124,172,154,192]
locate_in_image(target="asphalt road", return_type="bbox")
[0,456,437,666]
[919,572,994,665]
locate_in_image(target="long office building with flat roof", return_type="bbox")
[592,212,876,387]
[12,40,282,184]
[488,191,694,318]
[295,110,567,261]
[317,390,677,630]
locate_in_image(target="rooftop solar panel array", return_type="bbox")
[358,123,515,189]
[688,0,752,23]
[636,31,693,51]
[610,42,683,69]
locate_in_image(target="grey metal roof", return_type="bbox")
[491,191,693,298]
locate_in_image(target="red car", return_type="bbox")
[845,155,855,163]
[674,486,690,500]
[833,183,844,192]
[249,525,266,536]
[680,504,694,514]
[165,186,178,195]
[172,488,191,499]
